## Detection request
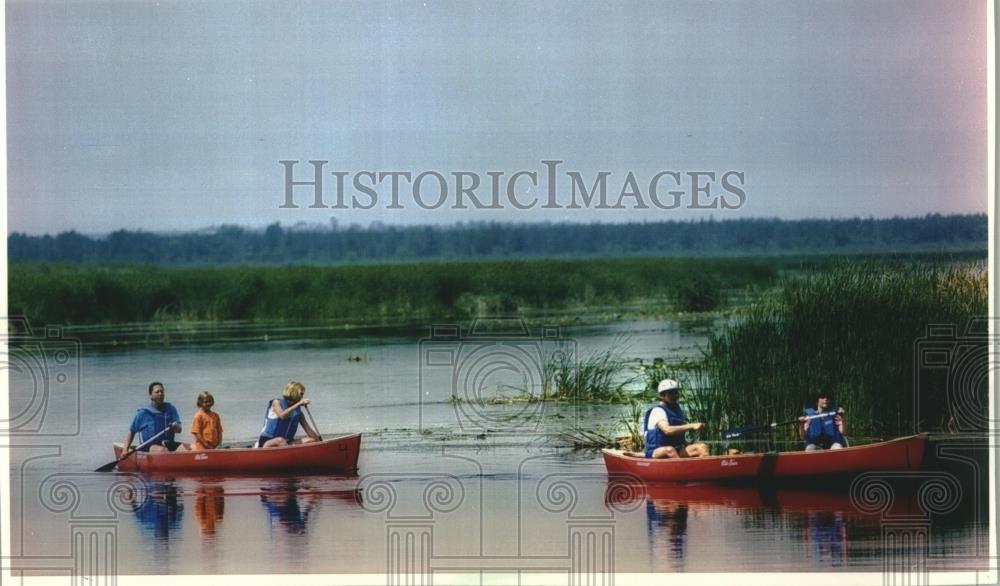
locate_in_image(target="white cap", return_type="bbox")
[657,379,680,394]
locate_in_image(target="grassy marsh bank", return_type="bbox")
[10,257,782,329]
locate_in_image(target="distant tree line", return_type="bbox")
[8,214,986,265]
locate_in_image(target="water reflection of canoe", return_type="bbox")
[112,434,361,473]
[602,434,926,483]
[606,482,923,516]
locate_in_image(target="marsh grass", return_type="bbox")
[617,399,646,451]
[546,339,639,402]
[558,425,618,449]
[560,260,987,449]
[10,258,780,327]
[697,262,987,439]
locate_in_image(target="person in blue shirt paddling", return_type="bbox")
[626,379,710,459]
[122,382,191,454]
[797,391,847,451]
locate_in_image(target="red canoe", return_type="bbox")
[602,434,927,483]
[112,433,361,474]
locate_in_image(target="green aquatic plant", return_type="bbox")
[545,340,638,402]
[698,262,987,438]
[617,399,646,452]
[557,424,617,450]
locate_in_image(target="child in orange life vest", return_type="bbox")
[191,391,223,450]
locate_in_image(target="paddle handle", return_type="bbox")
[303,404,323,441]
[722,410,844,440]
[125,426,172,456]
[96,426,171,472]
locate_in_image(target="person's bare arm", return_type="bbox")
[272,398,310,419]
[300,416,319,440]
[656,420,704,436]
[123,430,135,453]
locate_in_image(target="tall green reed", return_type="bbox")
[697,262,987,439]
[545,339,637,402]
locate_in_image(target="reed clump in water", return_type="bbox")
[545,342,639,402]
[559,399,647,450]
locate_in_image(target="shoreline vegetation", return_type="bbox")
[11,256,783,333]
[9,250,983,335]
[10,251,988,445]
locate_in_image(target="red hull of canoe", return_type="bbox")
[602,434,927,483]
[112,433,361,474]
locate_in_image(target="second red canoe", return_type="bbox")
[602,434,927,483]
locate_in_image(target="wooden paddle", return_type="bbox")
[721,409,843,440]
[95,427,170,472]
[303,404,323,441]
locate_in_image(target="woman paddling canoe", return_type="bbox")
[256,381,322,448]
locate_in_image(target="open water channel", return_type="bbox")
[7,318,990,578]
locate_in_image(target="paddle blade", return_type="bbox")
[721,429,747,440]
[94,460,119,472]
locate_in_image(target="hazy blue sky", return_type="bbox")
[7,0,987,235]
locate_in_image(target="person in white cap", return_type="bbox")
[626,378,709,458]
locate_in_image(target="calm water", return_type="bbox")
[7,319,990,576]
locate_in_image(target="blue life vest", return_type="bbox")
[803,406,846,448]
[133,402,180,449]
[260,398,301,441]
[643,402,686,457]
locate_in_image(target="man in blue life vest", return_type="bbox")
[122,381,190,454]
[797,391,847,451]
[628,379,709,459]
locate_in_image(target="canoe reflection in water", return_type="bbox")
[606,481,913,569]
[129,482,184,541]
[123,475,363,545]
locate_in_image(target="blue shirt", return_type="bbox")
[129,402,182,448]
